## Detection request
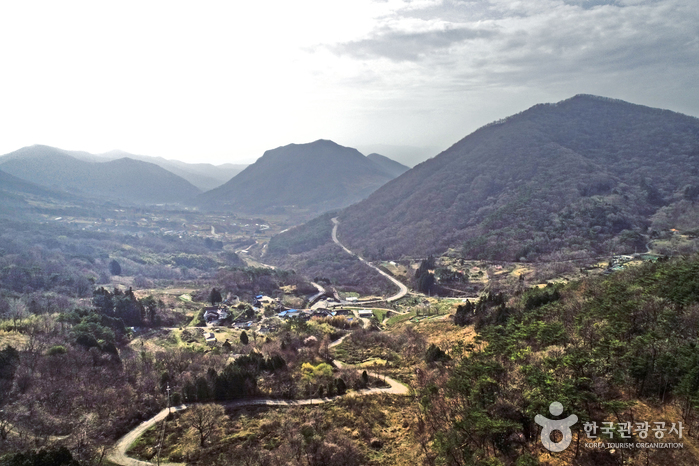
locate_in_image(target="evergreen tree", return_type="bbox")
[195,377,211,401]
[425,343,450,363]
[109,259,121,276]
[240,331,249,345]
[454,301,474,326]
[336,377,347,395]
[209,288,222,306]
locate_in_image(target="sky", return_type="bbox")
[0,0,697,166]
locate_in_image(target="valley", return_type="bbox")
[1,96,699,466]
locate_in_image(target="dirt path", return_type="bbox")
[331,218,408,302]
[108,330,410,466]
[108,406,187,466]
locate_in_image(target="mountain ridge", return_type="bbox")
[276,95,699,262]
[366,153,409,178]
[0,145,202,204]
[92,150,248,190]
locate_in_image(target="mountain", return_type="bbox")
[0,168,62,197]
[94,151,247,191]
[357,144,441,167]
[289,95,699,262]
[197,140,396,214]
[0,168,83,218]
[0,145,201,204]
[366,153,409,178]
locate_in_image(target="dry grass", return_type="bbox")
[413,320,477,351]
[0,330,29,348]
[129,395,421,466]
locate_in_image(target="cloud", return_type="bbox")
[327,0,698,89]
[333,24,499,61]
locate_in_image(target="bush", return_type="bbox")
[47,345,67,356]
[425,343,450,363]
[0,446,80,466]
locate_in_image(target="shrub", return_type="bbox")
[425,343,450,363]
[47,345,67,356]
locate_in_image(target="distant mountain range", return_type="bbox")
[82,150,247,191]
[366,153,409,178]
[277,95,699,262]
[0,145,201,204]
[197,140,406,214]
[357,144,441,168]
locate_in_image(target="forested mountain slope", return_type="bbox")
[420,254,699,464]
[333,95,699,261]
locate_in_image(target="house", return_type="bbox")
[334,309,350,316]
[357,309,373,318]
[205,332,217,345]
[254,295,274,307]
[277,309,312,321]
[204,307,229,325]
[223,295,240,306]
[345,297,358,303]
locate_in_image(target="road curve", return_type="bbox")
[108,333,409,466]
[331,218,408,302]
[108,406,187,466]
[308,281,326,304]
[107,220,410,466]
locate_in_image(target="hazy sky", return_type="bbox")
[0,0,697,165]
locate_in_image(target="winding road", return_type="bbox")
[107,329,409,466]
[331,218,408,302]
[105,218,414,465]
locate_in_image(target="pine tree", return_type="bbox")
[109,259,121,276]
[209,288,222,306]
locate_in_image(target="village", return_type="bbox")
[197,291,377,347]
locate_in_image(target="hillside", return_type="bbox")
[325,95,699,261]
[0,168,89,219]
[416,254,699,465]
[0,145,202,204]
[366,153,409,178]
[197,139,395,214]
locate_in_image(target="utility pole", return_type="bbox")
[156,384,171,466]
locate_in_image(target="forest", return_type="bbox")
[416,254,699,465]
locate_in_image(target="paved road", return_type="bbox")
[308,281,326,305]
[331,218,408,302]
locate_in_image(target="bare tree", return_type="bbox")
[8,299,26,332]
[183,404,225,447]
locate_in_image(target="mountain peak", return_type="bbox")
[198,140,398,215]
[331,96,699,261]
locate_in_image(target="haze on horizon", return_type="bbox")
[0,0,697,166]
